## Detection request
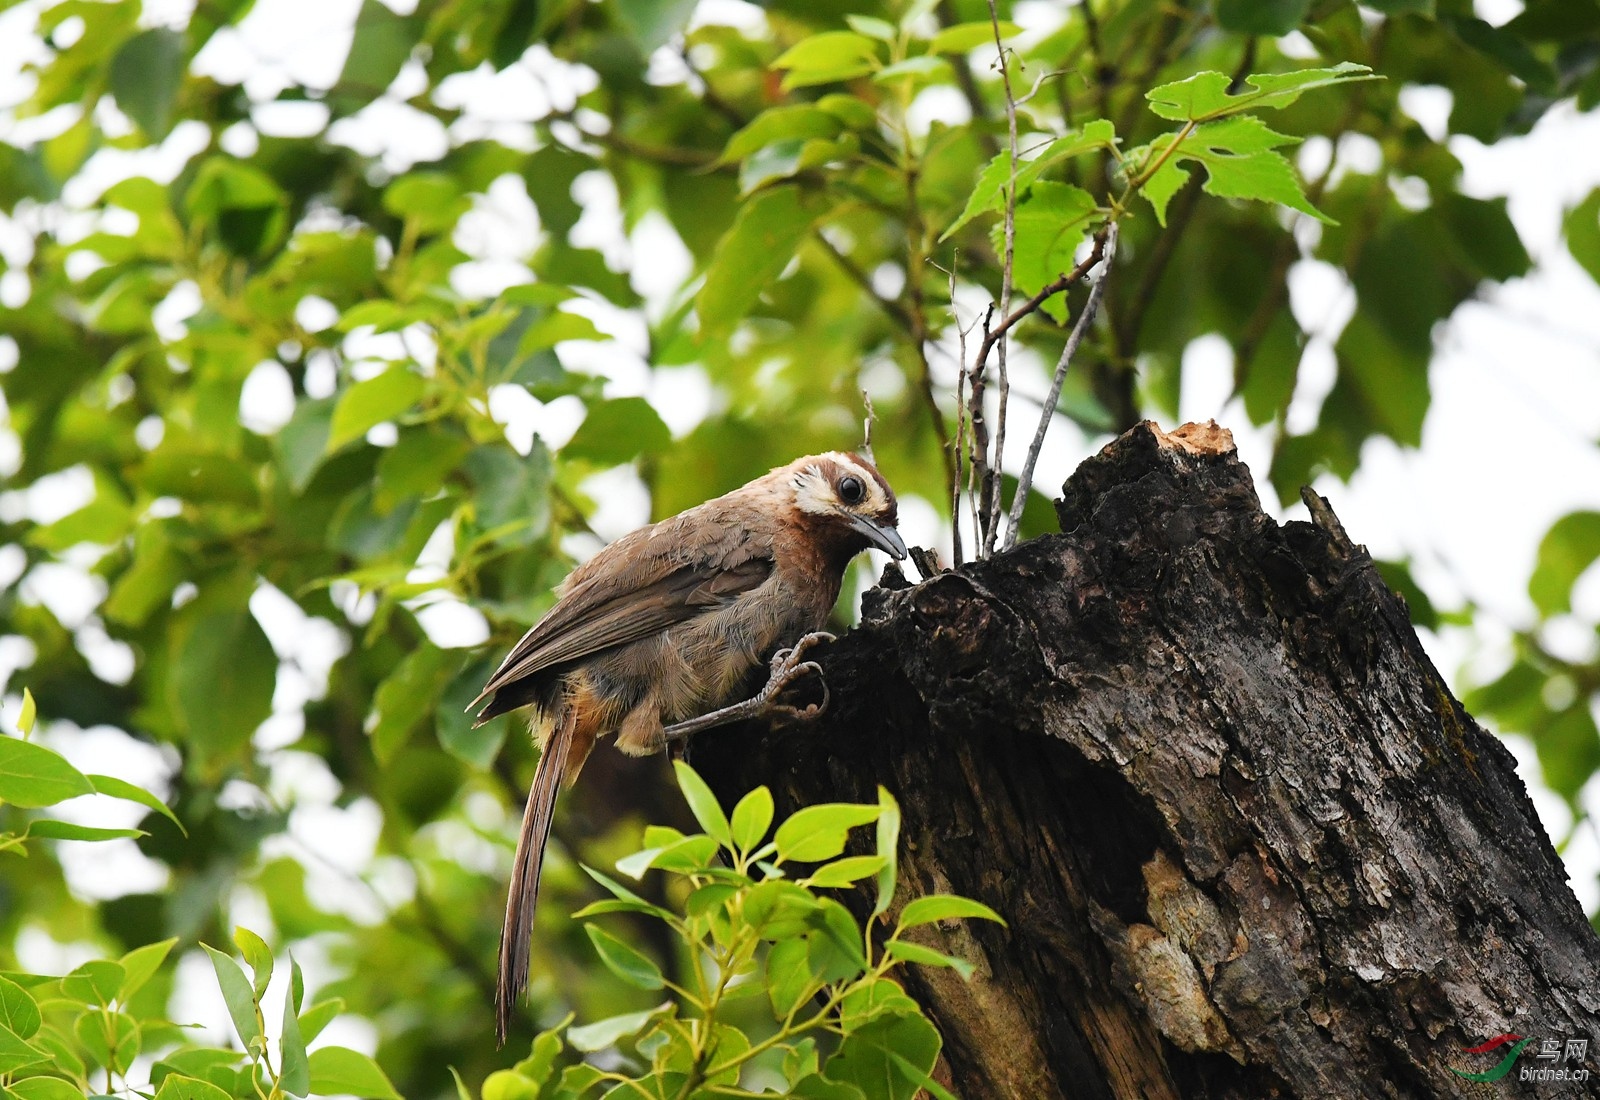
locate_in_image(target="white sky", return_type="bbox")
[1,0,1600,1036]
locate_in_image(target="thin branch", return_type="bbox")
[985,0,1020,559]
[949,259,968,567]
[1003,223,1117,552]
[974,243,1111,370]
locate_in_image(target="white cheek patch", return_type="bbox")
[795,479,836,516]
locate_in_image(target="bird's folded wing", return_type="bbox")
[473,546,772,709]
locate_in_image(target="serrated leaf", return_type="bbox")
[897,894,1006,928]
[1000,181,1100,302]
[0,737,94,807]
[1146,63,1375,122]
[942,121,1116,241]
[773,803,881,863]
[730,786,774,852]
[308,1048,402,1100]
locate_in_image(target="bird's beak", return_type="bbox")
[848,514,908,560]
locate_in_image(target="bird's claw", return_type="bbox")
[760,632,835,722]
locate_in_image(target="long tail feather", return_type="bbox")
[496,707,575,1045]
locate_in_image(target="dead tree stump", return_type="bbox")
[689,421,1600,1099]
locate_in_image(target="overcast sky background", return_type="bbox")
[2,0,1600,1052]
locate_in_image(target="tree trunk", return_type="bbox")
[688,421,1600,1099]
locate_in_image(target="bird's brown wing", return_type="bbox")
[472,515,773,721]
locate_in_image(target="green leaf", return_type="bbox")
[514,1021,567,1085]
[824,1011,942,1100]
[280,958,310,1097]
[884,940,975,979]
[897,894,1005,929]
[370,644,462,764]
[721,106,843,164]
[307,1047,402,1100]
[27,821,145,842]
[565,397,672,465]
[1530,511,1600,615]
[337,0,420,109]
[805,855,887,888]
[730,786,774,852]
[170,610,276,762]
[585,925,665,990]
[109,29,185,139]
[697,185,821,337]
[1214,0,1310,35]
[806,899,868,982]
[278,397,336,493]
[766,936,817,1020]
[154,1075,234,1100]
[672,761,732,846]
[790,1074,867,1100]
[184,157,288,258]
[233,927,273,998]
[16,689,35,737]
[1001,181,1099,303]
[0,975,41,1039]
[1140,117,1326,226]
[566,1005,668,1052]
[928,21,1020,54]
[1565,189,1600,287]
[1146,63,1375,122]
[773,803,882,863]
[9,1077,83,1100]
[772,32,880,89]
[201,944,261,1049]
[1536,705,1600,806]
[89,774,186,836]
[845,15,896,40]
[327,367,426,452]
[0,1025,48,1074]
[0,737,94,807]
[464,441,553,545]
[615,0,698,52]
[383,174,469,236]
[119,938,178,1002]
[482,1070,540,1100]
[872,56,947,84]
[874,787,900,919]
[61,960,125,1006]
[942,121,1116,241]
[298,998,344,1044]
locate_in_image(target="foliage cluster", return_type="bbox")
[2,0,1600,1095]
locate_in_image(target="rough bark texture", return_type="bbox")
[688,421,1600,1099]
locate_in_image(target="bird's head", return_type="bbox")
[778,452,906,562]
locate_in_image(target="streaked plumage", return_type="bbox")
[474,451,904,1042]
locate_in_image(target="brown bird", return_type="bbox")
[471,451,905,1042]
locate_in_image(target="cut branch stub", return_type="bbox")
[689,420,1600,1100]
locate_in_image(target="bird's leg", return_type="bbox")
[660,632,836,744]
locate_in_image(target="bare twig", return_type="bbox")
[1003,222,1117,551]
[948,259,968,566]
[985,0,1020,559]
[860,390,877,462]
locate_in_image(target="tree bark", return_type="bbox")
[688,421,1600,1099]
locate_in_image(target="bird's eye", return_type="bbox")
[838,476,865,504]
